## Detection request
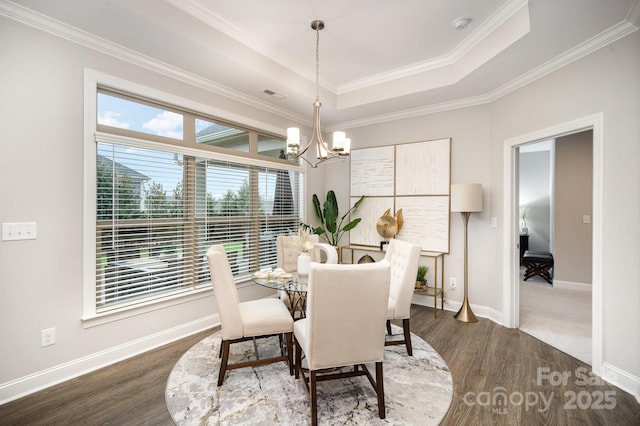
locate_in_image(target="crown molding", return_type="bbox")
[338,0,529,94]
[2,0,637,133]
[330,94,493,131]
[166,0,331,92]
[0,0,306,126]
[487,20,639,102]
[332,19,638,131]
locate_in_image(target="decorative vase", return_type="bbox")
[315,243,339,264]
[297,252,311,276]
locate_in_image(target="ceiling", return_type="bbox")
[4,0,639,130]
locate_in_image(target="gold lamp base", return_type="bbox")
[454,297,478,323]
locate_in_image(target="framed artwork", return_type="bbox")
[349,196,394,247]
[396,196,450,253]
[350,138,451,253]
[396,138,450,195]
[350,146,395,196]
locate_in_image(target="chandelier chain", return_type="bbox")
[315,25,320,102]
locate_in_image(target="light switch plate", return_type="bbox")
[2,222,37,241]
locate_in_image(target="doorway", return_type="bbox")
[502,113,604,376]
[517,134,593,364]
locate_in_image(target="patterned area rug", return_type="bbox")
[166,326,452,425]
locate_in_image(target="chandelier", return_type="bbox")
[286,20,351,168]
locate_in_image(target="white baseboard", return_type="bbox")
[601,362,640,404]
[553,280,592,292]
[0,314,219,405]
[412,295,504,326]
[413,295,639,403]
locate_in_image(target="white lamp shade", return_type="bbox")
[287,127,300,145]
[342,137,351,154]
[451,183,483,212]
[332,131,346,150]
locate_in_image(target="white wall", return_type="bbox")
[555,131,593,284]
[0,16,300,401]
[520,150,551,252]
[333,32,640,395]
[490,32,640,387]
[1,14,639,402]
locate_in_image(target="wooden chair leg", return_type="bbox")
[386,319,392,335]
[285,332,293,376]
[311,371,318,426]
[294,339,302,380]
[376,361,385,419]
[218,340,230,386]
[402,318,413,356]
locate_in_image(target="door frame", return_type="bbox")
[502,113,603,375]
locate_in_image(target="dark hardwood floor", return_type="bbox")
[1,305,638,425]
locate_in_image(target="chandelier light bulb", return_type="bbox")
[333,131,346,151]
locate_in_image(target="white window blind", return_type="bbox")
[95,142,302,312]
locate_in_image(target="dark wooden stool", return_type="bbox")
[522,250,554,284]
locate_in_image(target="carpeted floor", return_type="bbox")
[165,326,453,425]
[519,277,592,364]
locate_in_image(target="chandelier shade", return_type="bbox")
[286,20,351,168]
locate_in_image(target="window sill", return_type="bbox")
[81,277,257,328]
[82,287,213,328]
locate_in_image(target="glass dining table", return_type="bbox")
[252,272,308,318]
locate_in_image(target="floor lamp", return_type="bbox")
[451,183,483,323]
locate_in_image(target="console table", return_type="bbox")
[519,234,529,261]
[340,245,445,318]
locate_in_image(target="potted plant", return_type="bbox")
[302,190,365,248]
[415,265,429,290]
[520,207,529,235]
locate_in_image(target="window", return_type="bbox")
[91,88,303,315]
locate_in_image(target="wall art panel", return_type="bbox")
[396,138,450,195]
[395,196,450,253]
[349,196,394,247]
[349,138,451,253]
[350,146,395,196]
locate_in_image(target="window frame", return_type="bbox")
[83,69,305,326]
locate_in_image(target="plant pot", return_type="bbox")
[415,280,426,290]
[333,245,342,264]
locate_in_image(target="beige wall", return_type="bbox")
[1,15,639,402]
[520,150,552,252]
[0,16,302,399]
[335,32,640,388]
[555,131,593,284]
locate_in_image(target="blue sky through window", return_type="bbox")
[98,93,184,139]
[97,93,283,210]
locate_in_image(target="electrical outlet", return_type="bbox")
[449,277,457,289]
[2,222,37,241]
[41,328,56,347]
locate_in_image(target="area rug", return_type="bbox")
[166,326,453,425]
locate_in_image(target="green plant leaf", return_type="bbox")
[341,218,362,232]
[305,191,365,246]
[312,193,323,222]
[323,191,338,234]
[313,227,325,235]
[340,195,365,221]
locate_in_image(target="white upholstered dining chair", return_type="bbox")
[383,239,422,355]
[206,245,294,386]
[294,261,390,425]
[276,235,338,317]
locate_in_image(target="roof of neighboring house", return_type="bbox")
[97,155,150,182]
